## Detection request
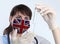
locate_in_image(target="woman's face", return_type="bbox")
[9,12,30,34]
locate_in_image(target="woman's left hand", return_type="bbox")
[35,4,57,30]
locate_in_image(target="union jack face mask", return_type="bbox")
[12,18,30,34]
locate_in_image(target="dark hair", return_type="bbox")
[3,4,32,35]
[10,4,32,20]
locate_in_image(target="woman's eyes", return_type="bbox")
[16,16,29,20]
[25,17,29,20]
[16,16,22,19]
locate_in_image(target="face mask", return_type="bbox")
[12,18,30,34]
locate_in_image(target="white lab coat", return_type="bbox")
[1,31,50,44]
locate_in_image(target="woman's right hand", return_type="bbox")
[11,29,20,44]
[11,29,35,44]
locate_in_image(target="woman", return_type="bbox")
[2,4,60,44]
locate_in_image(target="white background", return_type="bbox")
[0,0,60,44]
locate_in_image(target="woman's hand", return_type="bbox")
[11,29,20,44]
[35,4,57,30]
[10,29,35,44]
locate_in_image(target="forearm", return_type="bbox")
[48,21,60,44]
[51,27,60,44]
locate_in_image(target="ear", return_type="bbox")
[9,16,13,23]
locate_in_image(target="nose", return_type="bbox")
[21,16,25,20]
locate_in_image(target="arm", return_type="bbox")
[35,4,60,44]
[52,27,60,44]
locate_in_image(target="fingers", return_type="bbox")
[35,4,56,17]
[11,29,17,40]
[12,29,17,36]
[35,4,46,13]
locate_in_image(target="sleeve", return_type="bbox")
[2,35,8,44]
[35,35,51,44]
[0,36,3,44]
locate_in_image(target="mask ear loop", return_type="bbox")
[32,7,36,33]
